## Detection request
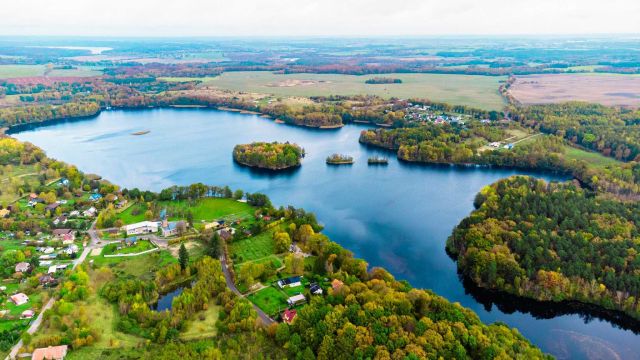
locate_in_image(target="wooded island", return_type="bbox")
[233,142,304,170]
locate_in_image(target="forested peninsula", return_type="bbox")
[447,176,640,320]
[233,142,304,170]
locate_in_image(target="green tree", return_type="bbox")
[179,243,189,271]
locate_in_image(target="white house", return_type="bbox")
[83,207,97,217]
[123,221,159,236]
[15,262,30,273]
[10,293,29,306]
[286,294,306,306]
[69,210,80,218]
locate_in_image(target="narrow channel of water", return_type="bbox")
[12,108,640,359]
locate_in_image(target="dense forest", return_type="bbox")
[447,176,640,320]
[233,142,304,170]
[510,102,640,162]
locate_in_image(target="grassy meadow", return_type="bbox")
[162,71,507,110]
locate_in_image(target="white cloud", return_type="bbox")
[0,0,638,36]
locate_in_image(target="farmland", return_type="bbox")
[510,73,640,107]
[164,71,507,110]
[0,65,102,79]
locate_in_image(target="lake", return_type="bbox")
[12,108,640,359]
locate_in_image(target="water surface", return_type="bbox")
[13,108,640,359]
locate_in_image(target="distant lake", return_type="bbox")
[12,108,640,359]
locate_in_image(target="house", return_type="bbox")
[10,293,29,306]
[20,309,35,319]
[123,221,159,236]
[39,254,57,261]
[161,220,186,237]
[29,193,38,200]
[282,309,297,324]
[204,221,221,230]
[83,207,97,217]
[53,216,68,226]
[39,260,53,267]
[28,198,45,207]
[216,227,236,241]
[124,237,138,246]
[489,142,501,148]
[59,178,70,186]
[63,244,79,255]
[310,283,323,295]
[69,210,80,218]
[0,208,10,218]
[43,247,55,254]
[53,229,75,242]
[15,262,30,273]
[48,265,59,274]
[286,294,306,306]
[89,193,102,202]
[278,276,302,289]
[32,345,68,360]
[45,203,60,213]
[39,274,57,286]
[331,279,344,292]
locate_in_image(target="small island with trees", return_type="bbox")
[326,153,354,165]
[233,141,304,170]
[365,77,403,84]
[368,156,389,165]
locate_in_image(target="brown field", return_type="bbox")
[510,74,640,107]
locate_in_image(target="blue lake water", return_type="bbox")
[12,108,640,359]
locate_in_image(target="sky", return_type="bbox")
[1,0,639,37]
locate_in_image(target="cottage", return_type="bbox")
[32,345,68,360]
[282,309,297,324]
[89,193,102,202]
[278,276,302,289]
[0,208,10,218]
[286,294,306,306]
[45,203,60,213]
[39,274,56,286]
[20,309,35,319]
[69,210,80,218]
[59,178,70,186]
[15,262,30,273]
[216,227,236,241]
[43,247,55,254]
[161,220,187,237]
[63,244,79,255]
[123,221,159,236]
[53,229,75,242]
[204,221,221,230]
[310,283,323,295]
[83,207,97,217]
[10,293,29,306]
[53,216,68,226]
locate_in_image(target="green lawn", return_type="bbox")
[91,250,176,280]
[229,229,276,264]
[102,240,156,255]
[0,65,45,78]
[564,145,622,169]
[115,203,148,225]
[166,71,507,110]
[179,303,221,341]
[161,198,254,223]
[247,286,288,317]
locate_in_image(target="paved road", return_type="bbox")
[219,254,275,326]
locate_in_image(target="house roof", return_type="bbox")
[10,293,29,305]
[331,279,344,291]
[282,309,297,324]
[53,229,73,236]
[279,276,301,286]
[124,221,159,231]
[15,262,30,272]
[287,294,306,303]
[32,345,68,360]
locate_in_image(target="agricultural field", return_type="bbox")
[0,164,42,204]
[0,64,102,79]
[165,71,507,110]
[563,145,623,169]
[510,73,640,107]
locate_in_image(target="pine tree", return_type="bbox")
[207,232,221,259]
[179,243,189,271]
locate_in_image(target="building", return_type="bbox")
[161,220,186,237]
[282,309,297,324]
[39,274,57,286]
[286,294,306,306]
[53,229,75,242]
[310,283,323,295]
[204,221,221,230]
[32,345,68,360]
[21,309,35,319]
[0,208,10,218]
[278,276,302,289]
[69,210,80,218]
[15,262,31,273]
[10,293,29,306]
[123,221,159,236]
[53,216,67,226]
[64,244,79,255]
[216,227,236,241]
[45,203,60,213]
[89,193,103,202]
[83,207,97,217]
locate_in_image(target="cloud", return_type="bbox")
[0,0,638,36]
